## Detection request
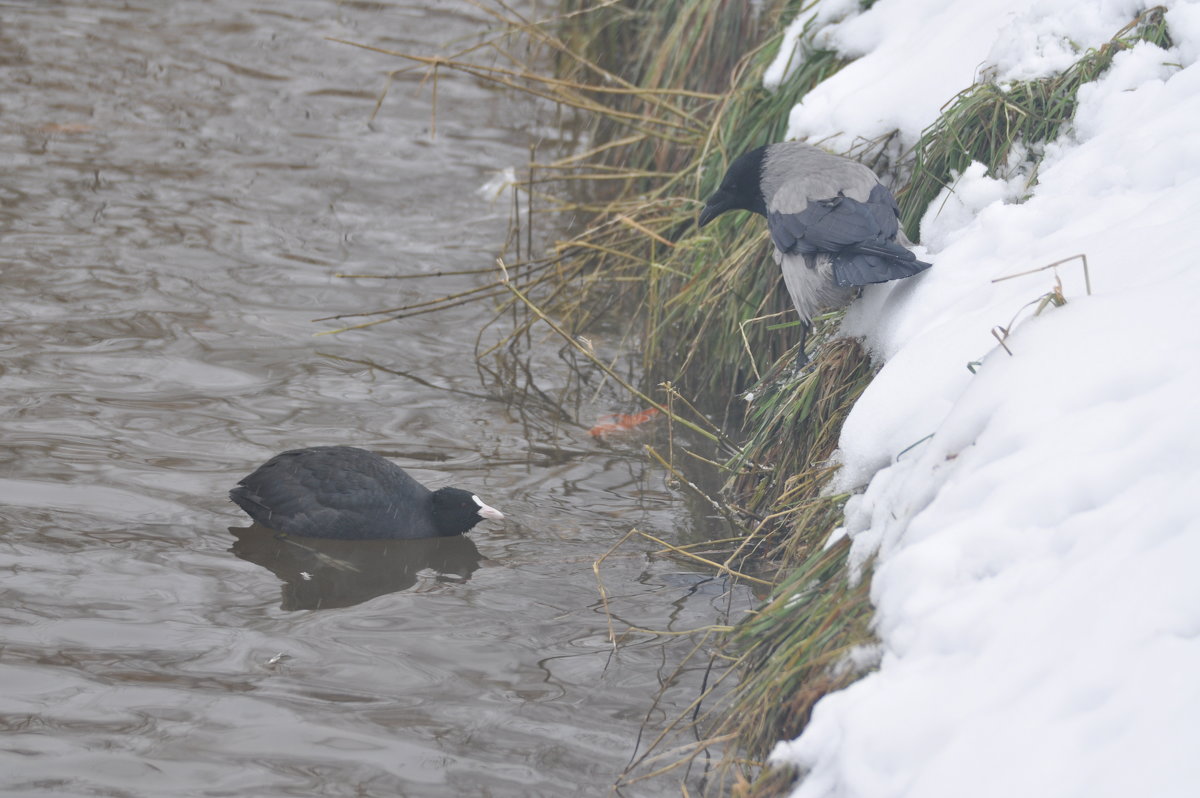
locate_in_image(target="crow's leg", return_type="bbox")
[795,321,812,368]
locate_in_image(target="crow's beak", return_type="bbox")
[697,191,731,227]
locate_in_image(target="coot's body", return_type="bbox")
[230,446,503,540]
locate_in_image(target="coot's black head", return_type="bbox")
[698,145,769,227]
[431,487,504,536]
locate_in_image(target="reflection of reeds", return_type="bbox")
[322,2,1174,794]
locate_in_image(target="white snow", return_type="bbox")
[764,1,1200,797]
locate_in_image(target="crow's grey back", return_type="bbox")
[761,142,880,213]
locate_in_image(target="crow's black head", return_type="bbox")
[698,145,769,227]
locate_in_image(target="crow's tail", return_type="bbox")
[832,243,932,287]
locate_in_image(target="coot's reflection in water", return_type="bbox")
[229,526,484,611]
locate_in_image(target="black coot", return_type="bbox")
[230,446,504,540]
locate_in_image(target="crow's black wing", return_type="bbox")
[767,184,930,287]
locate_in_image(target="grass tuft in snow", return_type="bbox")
[725,537,875,793]
[728,336,873,536]
[693,338,877,793]
[898,5,1173,239]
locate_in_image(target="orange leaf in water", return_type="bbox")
[589,407,661,439]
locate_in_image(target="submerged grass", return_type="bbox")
[324,2,1177,794]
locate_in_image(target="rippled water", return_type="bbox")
[0,2,749,795]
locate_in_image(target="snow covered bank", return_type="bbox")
[764,1,1200,796]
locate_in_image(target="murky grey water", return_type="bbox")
[0,2,749,795]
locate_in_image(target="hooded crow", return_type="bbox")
[698,141,931,363]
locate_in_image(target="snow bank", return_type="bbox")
[766,2,1200,796]
[767,0,1166,152]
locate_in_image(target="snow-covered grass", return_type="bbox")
[763,1,1200,796]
